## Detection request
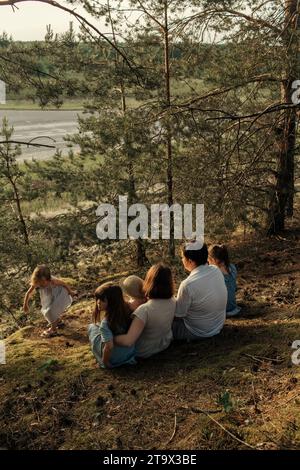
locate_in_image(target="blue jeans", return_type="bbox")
[88,324,103,365]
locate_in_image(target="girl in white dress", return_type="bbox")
[23,265,75,337]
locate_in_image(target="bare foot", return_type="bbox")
[41,328,58,338]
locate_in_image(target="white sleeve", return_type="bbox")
[133,304,148,325]
[175,282,192,318]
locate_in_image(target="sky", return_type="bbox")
[0,1,220,42]
[0,1,108,40]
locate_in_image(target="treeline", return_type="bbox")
[0,29,228,103]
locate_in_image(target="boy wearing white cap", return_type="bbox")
[173,240,227,340]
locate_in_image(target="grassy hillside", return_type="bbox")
[0,99,84,111]
[0,206,299,450]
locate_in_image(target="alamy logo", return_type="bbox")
[291,80,300,105]
[0,341,6,365]
[291,340,300,365]
[96,196,204,244]
[0,80,6,104]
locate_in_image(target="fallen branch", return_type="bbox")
[180,406,222,414]
[166,413,177,445]
[243,353,284,364]
[273,392,300,409]
[181,406,258,450]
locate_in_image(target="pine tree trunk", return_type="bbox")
[107,0,148,268]
[267,0,298,234]
[120,81,148,267]
[163,1,175,257]
[128,158,148,267]
[10,179,30,246]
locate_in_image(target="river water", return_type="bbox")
[0,109,83,161]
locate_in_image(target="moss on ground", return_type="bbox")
[1,210,299,450]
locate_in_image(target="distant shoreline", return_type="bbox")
[0,99,84,111]
[0,107,83,111]
[0,106,83,111]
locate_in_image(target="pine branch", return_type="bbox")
[175,6,282,35]
[0,140,56,148]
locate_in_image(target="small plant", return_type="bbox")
[38,359,59,372]
[218,390,234,413]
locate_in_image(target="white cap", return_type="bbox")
[184,238,204,251]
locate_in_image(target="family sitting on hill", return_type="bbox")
[23,241,241,368]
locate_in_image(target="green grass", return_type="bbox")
[2,311,300,450]
[22,194,74,216]
[19,153,104,216]
[0,78,208,112]
[0,99,84,111]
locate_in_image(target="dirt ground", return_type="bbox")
[0,206,299,450]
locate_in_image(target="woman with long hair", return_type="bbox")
[114,263,176,358]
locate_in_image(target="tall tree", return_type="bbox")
[268,0,299,232]
[171,0,300,234]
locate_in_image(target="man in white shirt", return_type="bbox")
[173,240,227,340]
